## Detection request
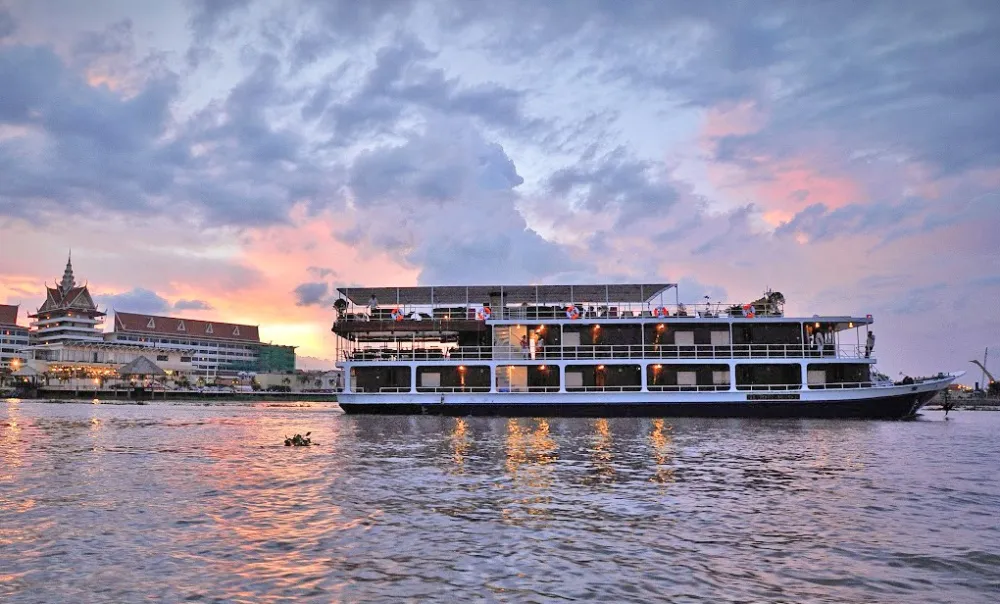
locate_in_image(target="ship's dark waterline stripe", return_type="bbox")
[339,391,939,420]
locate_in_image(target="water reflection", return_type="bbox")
[649,419,675,484]
[2,401,999,603]
[502,418,558,523]
[450,418,469,470]
[586,418,615,484]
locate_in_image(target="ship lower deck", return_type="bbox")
[337,376,954,420]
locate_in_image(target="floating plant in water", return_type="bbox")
[284,432,315,446]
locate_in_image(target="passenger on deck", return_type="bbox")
[520,334,529,359]
[866,331,875,358]
[367,294,378,317]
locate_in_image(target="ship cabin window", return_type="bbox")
[565,364,642,392]
[648,364,730,391]
[732,323,803,346]
[806,363,870,388]
[643,323,732,359]
[494,365,559,393]
[735,363,801,391]
[732,323,805,358]
[352,366,412,393]
[417,365,490,392]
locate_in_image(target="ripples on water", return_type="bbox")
[1,400,999,603]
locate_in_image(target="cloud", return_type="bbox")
[96,288,170,314]
[173,299,214,311]
[775,200,928,243]
[304,36,541,146]
[544,147,679,227]
[185,0,252,67]
[0,7,16,39]
[341,116,579,283]
[293,282,329,306]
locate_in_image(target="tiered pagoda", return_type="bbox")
[28,253,105,344]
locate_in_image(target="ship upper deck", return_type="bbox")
[332,283,872,336]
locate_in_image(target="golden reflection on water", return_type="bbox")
[586,418,615,484]
[649,419,676,485]
[502,418,558,522]
[450,418,470,470]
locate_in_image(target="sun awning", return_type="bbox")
[336,284,676,306]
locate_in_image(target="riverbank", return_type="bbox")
[4,389,338,403]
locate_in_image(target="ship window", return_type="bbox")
[677,371,697,386]
[710,331,731,346]
[674,331,695,346]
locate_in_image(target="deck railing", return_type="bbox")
[355,383,881,394]
[341,343,869,362]
[334,301,786,323]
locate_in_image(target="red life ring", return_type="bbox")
[653,306,667,318]
[742,304,755,319]
[566,305,580,320]
[391,308,404,321]
[477,306,492,321]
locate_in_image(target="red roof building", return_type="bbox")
[0,304,19,326]
[113,312,260,343]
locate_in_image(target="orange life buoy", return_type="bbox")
[653,306,667,318]
[391,308,404,321]
[477,306,492,321]
[742,304,755,319]
[566,305,580,320]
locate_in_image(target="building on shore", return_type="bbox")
[28,254,105,344]
[17,254,298,388]
[0,304,29,370]
[107,312,296,378]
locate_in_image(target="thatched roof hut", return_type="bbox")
[117,356,166,377]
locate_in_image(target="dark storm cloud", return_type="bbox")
[293,282,329,306]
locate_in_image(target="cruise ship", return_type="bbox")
[330,284,959,418]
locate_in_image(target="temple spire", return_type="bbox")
[60,251,76,293]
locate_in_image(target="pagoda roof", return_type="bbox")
[336,283,677,306]
[114,311,260,343]
[0,304,18,326]
[32,285,103,316]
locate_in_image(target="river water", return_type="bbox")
[1,400,998,603]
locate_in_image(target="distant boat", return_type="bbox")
[330,283,960,419]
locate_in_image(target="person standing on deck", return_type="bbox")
[866,331,875,358]
[520,334,529,359]
[367,294,378,318]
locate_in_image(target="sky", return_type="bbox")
[0,0,997,380]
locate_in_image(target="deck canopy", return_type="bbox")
[337,284,677,306]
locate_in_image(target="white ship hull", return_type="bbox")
[337,374,958,419]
